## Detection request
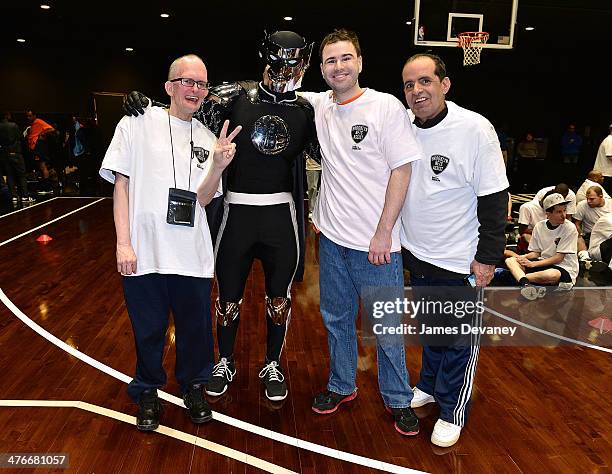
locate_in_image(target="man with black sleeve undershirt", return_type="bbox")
[399,53,509,448]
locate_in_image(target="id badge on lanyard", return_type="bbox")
[167,188,197,227]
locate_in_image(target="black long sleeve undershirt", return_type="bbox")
[475,189,509,265]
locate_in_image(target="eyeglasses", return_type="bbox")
[169,78,211,90]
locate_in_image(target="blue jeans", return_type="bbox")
[319,234,412,408]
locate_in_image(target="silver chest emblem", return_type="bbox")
[251,115,290,155]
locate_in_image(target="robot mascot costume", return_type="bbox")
[124,31,319,402]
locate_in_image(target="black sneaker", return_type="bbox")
[385,406,419,436]
[183,384,212,424]
[258,361,288,401]
[136,389,161,431]
[311,389,357,414]
[205,357,236,396]
[589,260,609,273]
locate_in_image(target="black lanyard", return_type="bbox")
[167,111,194,191]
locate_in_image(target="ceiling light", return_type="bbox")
[40,4,51,9]
[160,13,170,18]
[17,38,26,43]
[283,16,293,21]
[406,21,412,25]
[525,26,535,31]
[125,47,134,52]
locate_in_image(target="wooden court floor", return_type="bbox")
[0,197,610,473]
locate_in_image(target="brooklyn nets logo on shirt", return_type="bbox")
[431,154,450,175]
[193,147,210,169]
[351,125,368,143]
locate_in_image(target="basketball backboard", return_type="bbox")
[413,0,519,50]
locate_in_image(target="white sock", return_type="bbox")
[578,250,590,261]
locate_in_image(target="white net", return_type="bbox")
[458,32,489,66]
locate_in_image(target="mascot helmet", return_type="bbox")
[259,31,313,93]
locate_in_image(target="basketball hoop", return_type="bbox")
[458,32,489,66]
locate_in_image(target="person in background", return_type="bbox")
[0,112,31,207]
[505,192,579,298]
[25,110,56,194]
[593,124,612,191]
[560,123,582,165]
[576,170,609,203]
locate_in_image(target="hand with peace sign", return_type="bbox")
[213,120,242,170]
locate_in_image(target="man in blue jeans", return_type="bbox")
[300,29,424,436]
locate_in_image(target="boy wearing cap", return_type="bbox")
[505,192,579,299]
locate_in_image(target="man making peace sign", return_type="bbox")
[100,54,241,431]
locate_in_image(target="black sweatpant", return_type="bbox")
[123,274,214,402]
[214,201,298,361]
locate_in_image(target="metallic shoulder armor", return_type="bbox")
[196,81,258,134]
[237,80,259,104]
[208,82,243,107]
[208,80,258,106]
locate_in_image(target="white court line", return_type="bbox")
[402,286,611,352]
[0,290,427,474]
[0,197,59,219]
[405,286,612,291]
[483,305,612,353]
[0,399,297,474]
[0,198,105,247]
[57,196,101,199]
[469,286,612,291]
[0,196,100,220]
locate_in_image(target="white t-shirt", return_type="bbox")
[518,201,546,229]
[594,135,612,177]
[575,179,610,203]
[533,186,577,215]
[573,199,612,234]
[529,220,579,283]
[300,89,423,252]
[100,106,220,278]
[588,213,612,261]
[400,101,509,274]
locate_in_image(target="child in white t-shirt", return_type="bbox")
[505,193,579,299]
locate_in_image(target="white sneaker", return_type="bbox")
[520,285,546,300]
[431,419,462,447]
[410,386,435,408]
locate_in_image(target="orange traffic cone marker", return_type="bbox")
[36,234,53,243]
